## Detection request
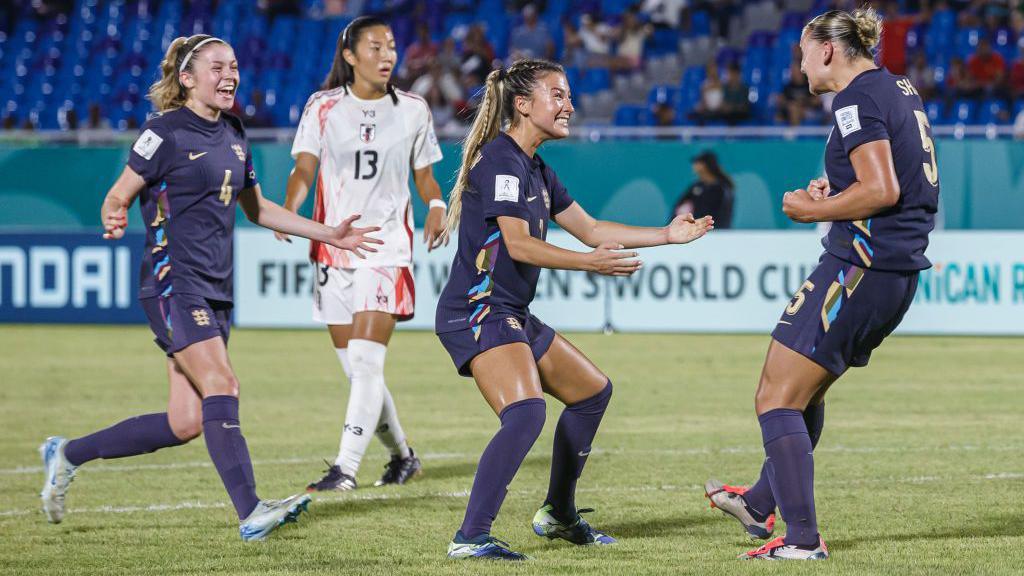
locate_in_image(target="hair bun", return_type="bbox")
[852,7,882,51]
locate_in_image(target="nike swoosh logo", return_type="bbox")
[189,151,208,160]
[222,422,241,429]
[526,195,537,202]
[578,449,591,457]
[777,320,792,325]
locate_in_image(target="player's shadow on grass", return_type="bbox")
[828,514,1023,548]
[415,460,479,482]
[597,513,718,538]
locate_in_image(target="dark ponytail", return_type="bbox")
[323,16,399,105]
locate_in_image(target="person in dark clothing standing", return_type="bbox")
[672,150,734,228]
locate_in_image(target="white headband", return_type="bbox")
[179,37,224,73]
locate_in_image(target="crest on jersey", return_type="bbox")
[231,144,246,161]
[359,123,376,143]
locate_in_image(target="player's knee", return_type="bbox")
[348,339,387,380]
[169,412,203,441]
[197,372,239,398]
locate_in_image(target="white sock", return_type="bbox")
[335,339,386,475]
[377,385,411,459]
[335,348,410,460]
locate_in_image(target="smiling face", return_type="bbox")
[345,25,397,93]
[180,42,239,112]
[515,71,574,140]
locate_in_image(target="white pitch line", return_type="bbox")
[3,443,1021,477]
[2,472,1021,520]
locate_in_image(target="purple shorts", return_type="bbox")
[437,313,556,377]
[140,294,232,357]
[771,253,918,376]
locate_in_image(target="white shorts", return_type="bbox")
[312,264,415,325]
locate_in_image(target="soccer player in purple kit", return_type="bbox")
[436,59,714,560]
[703,8,939,560]
[37,34,381,541]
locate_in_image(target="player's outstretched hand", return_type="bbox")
[587,241,642,277]
[274,230,292,243]
[423,205,448,251]
[666,213,714,244]
[782,188,818,223]
[328,214,383,259]
[806,177,830,200]
[101,196,128,240]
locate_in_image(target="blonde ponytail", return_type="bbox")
[852,7,882,52]
[147,34,227,112]
[442,59,565,239]
[442,69,505,238]
[804,7,883,61]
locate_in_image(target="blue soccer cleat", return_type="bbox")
[239,493,312,541]
[532,504,617,545]
[39,436,77,524]
[447,531,529,560]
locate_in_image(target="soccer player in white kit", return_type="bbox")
[277,16,445,491]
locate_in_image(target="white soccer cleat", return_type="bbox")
[39,436,77,524]
[239,494,312,541]
[740,535,829,560]
[704,478,775,540]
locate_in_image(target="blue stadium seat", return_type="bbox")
[978,99,1007,124]
[954,27,983,59]
[952,99,977,124]
[925,100,945,125]
[613,104,651,126]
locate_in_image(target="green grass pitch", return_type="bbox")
[1,325,1022,575]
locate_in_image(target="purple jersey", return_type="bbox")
[128,107,258,302]
[823,67,939,271]
[435,133,575,335]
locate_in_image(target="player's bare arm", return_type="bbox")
[554,201,713,248]
[497,215,641,276]
[783,140,899,223]
[274,151,318,243]
[100,166,147,240]
[239,183,383,257]
[413,164,447,250]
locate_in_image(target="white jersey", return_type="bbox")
[291,87,443,268]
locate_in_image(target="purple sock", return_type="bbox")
[202,395,259,520]
[545,382,612,520]
[64,413,185,466]
[459,398,546,539]
[759,408,818,547]
[744,403,825,519]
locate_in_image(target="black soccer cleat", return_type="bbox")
[374,448,422,487]
[306,460,357,492]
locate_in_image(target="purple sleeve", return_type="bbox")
[244,144,258,189]
[127,122,176,184]
[476,158,531,221]
[832,89,889,155]
[546,167,575,216]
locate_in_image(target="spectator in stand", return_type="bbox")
[878,0,924,75]
[612,9,652,71]
[461,24,495,83]
[967,37,1007,98]
[776,61,811,126]
[641,0,685,29]
[946,56,981,100]
[719,62,750,125]
[562,17,588,68]
[1009,52,1024,100]
[401,22,438,86]
[578,14,613,67]
[411,60,462,127]
[87,103,112,130]
[653,102,677,127]
[691,63,724,125]
[242,89,274,128]
[906,50,937,101]
[509,4,555,60]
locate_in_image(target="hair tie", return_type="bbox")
[179,37,224,73]
[497,67,507,81]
